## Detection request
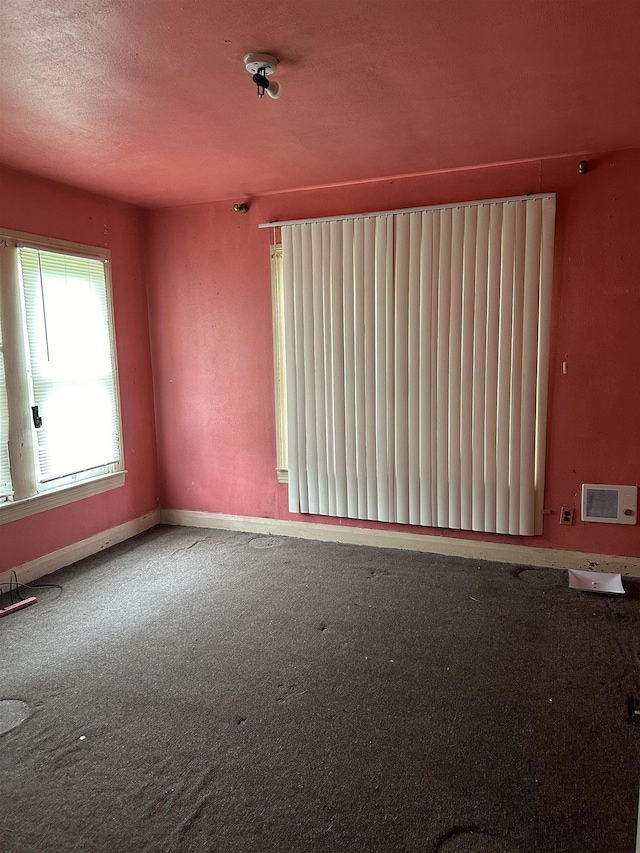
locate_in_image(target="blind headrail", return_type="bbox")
[259,192,555,229]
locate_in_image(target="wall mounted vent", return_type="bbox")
[581,484,637,524]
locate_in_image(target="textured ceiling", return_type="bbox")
[1,0,639,207]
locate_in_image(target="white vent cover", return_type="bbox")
[581,484,637,524]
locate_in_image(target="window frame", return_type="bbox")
[0,228,126,525]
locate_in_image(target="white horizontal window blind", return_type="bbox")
[18,247,121,489]
[280,194,556,536]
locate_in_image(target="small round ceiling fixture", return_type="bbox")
[244,52,282,99]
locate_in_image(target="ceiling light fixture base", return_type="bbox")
[244,53,279,76]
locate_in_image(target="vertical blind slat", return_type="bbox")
[395,214,410,524]
[310,224,328,514]
[322,222,336,517]
[496,202,515,533]
[418,212,435,527]
[460,205,477,530]
[484,203,503,532]
[471,204,490,531]
[407,213,421,525]
[448,207,464,529]
[293,228,309,513]
[535,198,557,533]
[374,217,390,522]
[436,209,452,528]
[330,222,347,518]
[508,203,527,534]
[342,219,364,518]
[362,218,377,518]
[429,212,441,524]
[520,200,543,535]
[302,226,315,510]
[385,216,395,520]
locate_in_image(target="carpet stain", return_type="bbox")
[276,682,297,702]
[236,716,247,725]
[0,700,31,735]
[435,827,520,852]
[511,567,557,587]
[319,622,328,632]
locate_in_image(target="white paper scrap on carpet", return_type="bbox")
[568,569,625,594]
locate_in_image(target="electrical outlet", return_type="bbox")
[560,506,575,525]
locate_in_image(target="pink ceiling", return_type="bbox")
[2,0,640,208]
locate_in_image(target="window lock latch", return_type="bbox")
[31,405,43,428]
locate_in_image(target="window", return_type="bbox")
[271,193,556,536]
[0,230,124,524]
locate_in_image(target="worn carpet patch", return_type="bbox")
[0,699,31,735]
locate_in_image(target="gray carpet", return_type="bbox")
[1,525,639,852]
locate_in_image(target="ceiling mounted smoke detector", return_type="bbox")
[244,52,282,99]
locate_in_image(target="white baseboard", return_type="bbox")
[161,509,640,576]
[1,509,161,588]
[5,507,638,590]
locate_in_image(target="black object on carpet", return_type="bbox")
[1,525,639,852]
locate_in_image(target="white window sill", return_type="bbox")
[0,471,126,525]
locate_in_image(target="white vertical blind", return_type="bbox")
[281,194,556,535]
[18,248,121,487]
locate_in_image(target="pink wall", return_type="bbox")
[4,149,637,572]
[146,149,640,559]
[0,166,159,571]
